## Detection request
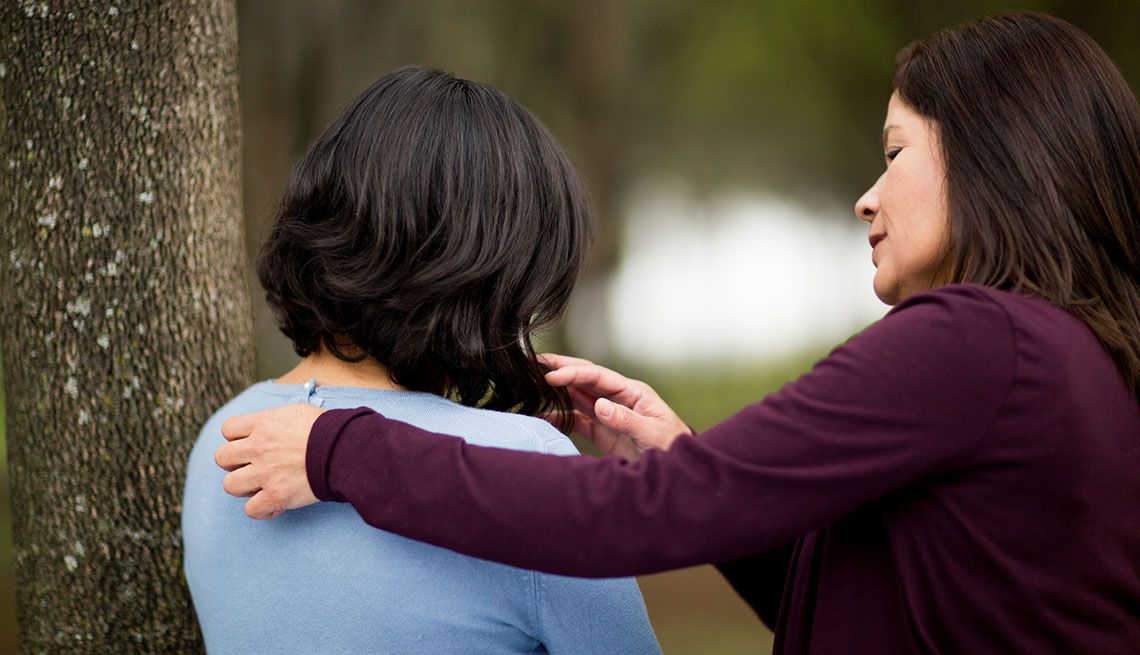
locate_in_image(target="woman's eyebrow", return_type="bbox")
[882,124,899,148]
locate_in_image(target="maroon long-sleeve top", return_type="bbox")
[305,285,1140,653]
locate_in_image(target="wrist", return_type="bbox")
[307,407,374,502]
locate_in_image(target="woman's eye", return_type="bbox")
[884,148,901,163]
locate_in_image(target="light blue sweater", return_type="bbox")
[182,380,661,654]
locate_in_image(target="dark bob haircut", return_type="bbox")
[258,66,592,423]
[893,12,1140,400]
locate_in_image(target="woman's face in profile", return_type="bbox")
[855,93,950,305]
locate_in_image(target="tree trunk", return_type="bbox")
[0,1,252,652]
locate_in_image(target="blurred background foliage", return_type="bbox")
[1,1,1137,653]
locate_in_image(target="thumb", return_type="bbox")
[594,397,642,435]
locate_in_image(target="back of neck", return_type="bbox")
[275,348,403,391]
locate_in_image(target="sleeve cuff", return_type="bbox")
[306,407,377,502]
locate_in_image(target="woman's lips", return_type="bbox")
[869,233,885,266]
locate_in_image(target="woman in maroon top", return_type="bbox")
[216,12,1140,653]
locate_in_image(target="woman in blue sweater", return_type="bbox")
[182,66,660,654]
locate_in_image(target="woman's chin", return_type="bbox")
[872,276,900,307]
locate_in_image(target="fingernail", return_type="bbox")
[596,398,612,417]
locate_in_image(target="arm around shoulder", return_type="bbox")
[306,284,1018,577]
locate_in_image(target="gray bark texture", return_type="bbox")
[0,1,252,652]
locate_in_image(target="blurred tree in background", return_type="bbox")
[0,1,1137,654]
[235,0,1139,372]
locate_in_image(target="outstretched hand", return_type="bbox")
[541,353,691,462]
[214,403,325,519]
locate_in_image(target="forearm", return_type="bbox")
[310,408,774,577]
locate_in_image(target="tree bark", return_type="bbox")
[0,1,252,652]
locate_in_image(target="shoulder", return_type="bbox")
[852,282,1021,366]
[863,283,1019,362]
[879,283,1089,362]
[801,284,1019,430]
[827,283,1105,426]
[437,406,580,456]
[197,382,282,440]
[188,382,283,466]
[376,396,579,456]
[504,412,580,456]
[885,283,1015,328]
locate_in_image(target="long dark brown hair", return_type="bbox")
[894,11,1140,399]
[258,66,591,425]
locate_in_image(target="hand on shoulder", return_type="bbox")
[215,403,325,519]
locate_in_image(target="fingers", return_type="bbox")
[540,355,649,410]
[216,404,324,519]
[594,397,646,436]
[222,464,260,497]
[546,375,624,424]
[561,409,618,456]
[538,405,601,440]
[543,403,641,460]
[545,365,644,406]
[215,439,252,472]
[222,405,320,441]
[245,490,282,520]
[567,386,602,416]
[570,409,597,440]
[595,397,691,452]
[221,412,259,441]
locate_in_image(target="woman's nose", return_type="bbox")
[855,174,883,223]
